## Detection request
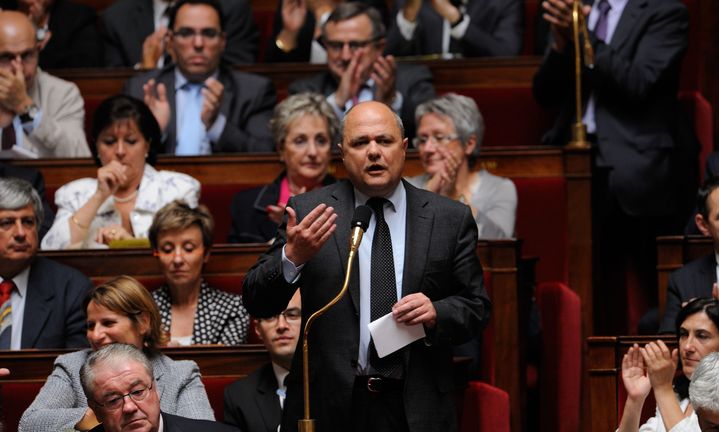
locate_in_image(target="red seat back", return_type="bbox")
[2,381,44,432]
[459,381,511,432]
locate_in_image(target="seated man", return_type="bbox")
[0,11,89,158]
[288,2,435,140]
[124,0,275,155]
[101,0,257,68]
[0,177,90,349]
[386,0,523,58]
[689,352,719,431]
[660,177,719,333]
[80,343,239,432]
[224,289,301,432]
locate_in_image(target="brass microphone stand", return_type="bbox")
[298,228,365,432]
[567,0,594,149]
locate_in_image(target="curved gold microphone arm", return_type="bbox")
[567,0,594,149]
[298,232,363,432]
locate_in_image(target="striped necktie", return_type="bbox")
[0,280,14,349]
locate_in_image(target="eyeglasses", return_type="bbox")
[93,383,154,411]
[0,49,38,67]
[172,27,222,41]
[322,37,380,54]
[412,134,460,147]
[259,308,301,324]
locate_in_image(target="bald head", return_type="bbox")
[0,11,38,86]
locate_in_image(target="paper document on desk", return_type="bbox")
[368,313,425,358]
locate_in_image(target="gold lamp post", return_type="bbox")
[567,0,594,149]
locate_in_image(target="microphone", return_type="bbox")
[350,205,372,252]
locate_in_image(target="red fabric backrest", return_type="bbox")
[459,381,510,432]
[514,177,569,284]
[2,381,44,432]
[535,281,581,432]
[678,90,714,180]
[201,376,237,422]
[523,0,540,55]
[200,184,256,244]
[478,270,495,384]
[253,10,275,63]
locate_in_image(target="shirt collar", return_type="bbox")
[271,362,290,390]
[174,68,220,90]
[353,181,406,213]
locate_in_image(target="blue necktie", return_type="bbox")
[595,0,612,42]
[176,83,205,156]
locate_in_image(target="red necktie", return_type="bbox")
[0,280,14,349]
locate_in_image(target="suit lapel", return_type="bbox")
[255,364,282,432]
[329,181,360,313]
[401,181,432,297]
[609,0,648,52]
[21,260,52,348]
[160,70,178,153]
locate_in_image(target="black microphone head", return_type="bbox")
[351,205,372,231]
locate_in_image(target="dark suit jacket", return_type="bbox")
[228,172,336,244]
[124,64,276,154]
[22,256,91,349]
[659,253,716,333]
[386,0,523,57]
[39,0,102,68]
[533,0,697,217]
[684,152,719,235]
[243,179,491,432]
[288,64,435,140]
[0,163,54,240]
[100,0,258,67]
[224,362,282,432]
[90,412,240,431]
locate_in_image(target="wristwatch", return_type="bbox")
[19,103,38,123]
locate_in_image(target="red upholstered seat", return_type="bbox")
[253,9,275,63]
[2,381,44,432]
[459,381,510,432]
[201,375,238,422]
[200,184,256,244]
[678,90,714,180]
[535,281,581,432]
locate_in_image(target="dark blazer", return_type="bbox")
[39,0,102,68]
[124,64,276,154]
[659,253,716,333]
[224,362,282,432]
[242,179,491,432]
[0,163,54,240]
[22,256,91,349]
[386,0,523,57]
[100,0,258,67]
[684,152,719,235]
[288,64,435,140]
[91,412,240,431]
[533,0,696,217]
[228,173,336,244]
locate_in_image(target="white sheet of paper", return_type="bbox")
[368,312,426,358]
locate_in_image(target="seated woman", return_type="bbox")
[19,275,214,432]
[149,200,250,346]
[228,92,338,243]
[407,93,517,239]
[618,298,719,432]
[41,95,200,249]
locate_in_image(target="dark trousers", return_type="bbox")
[351,376,409,432]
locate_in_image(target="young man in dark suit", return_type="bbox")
[224,289,301,432]
[243,101,490,432]
[0,177,90,349]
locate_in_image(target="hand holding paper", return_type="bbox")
[368,313,425,358]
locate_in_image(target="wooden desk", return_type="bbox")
[656,235,713,317]
[587,335,676,432]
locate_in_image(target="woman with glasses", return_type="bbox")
[407,93,517,239]
[149,200,249,346]
[228,92,338,243]
[19,275,214,432]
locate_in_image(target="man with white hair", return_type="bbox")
[689,352,719,431]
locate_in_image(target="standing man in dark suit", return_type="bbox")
[660,177,719,333]
[123,0,275,155]
[0,177,89,349]
[0,162,53,239]
[81,343,239,432]
[243,101,491,432]
[288,2,436,140]
[533,0,697,334]
[101,0,257,68]
[224,289,302,432]
[386,0,523,58]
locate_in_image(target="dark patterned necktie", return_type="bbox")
[594,0,612,42]
[0,280,14,349]
[367,197,403,378]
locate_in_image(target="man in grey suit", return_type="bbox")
[81,343,238,432]
[0,177,90,349]
[224,289,302,432]
[243,101,491,432]
[124,0,275,155]
[288,2,436,141]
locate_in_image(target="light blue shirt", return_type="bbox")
[1,265,29,350]
[583,0,628,133]
[174,69,226,154]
